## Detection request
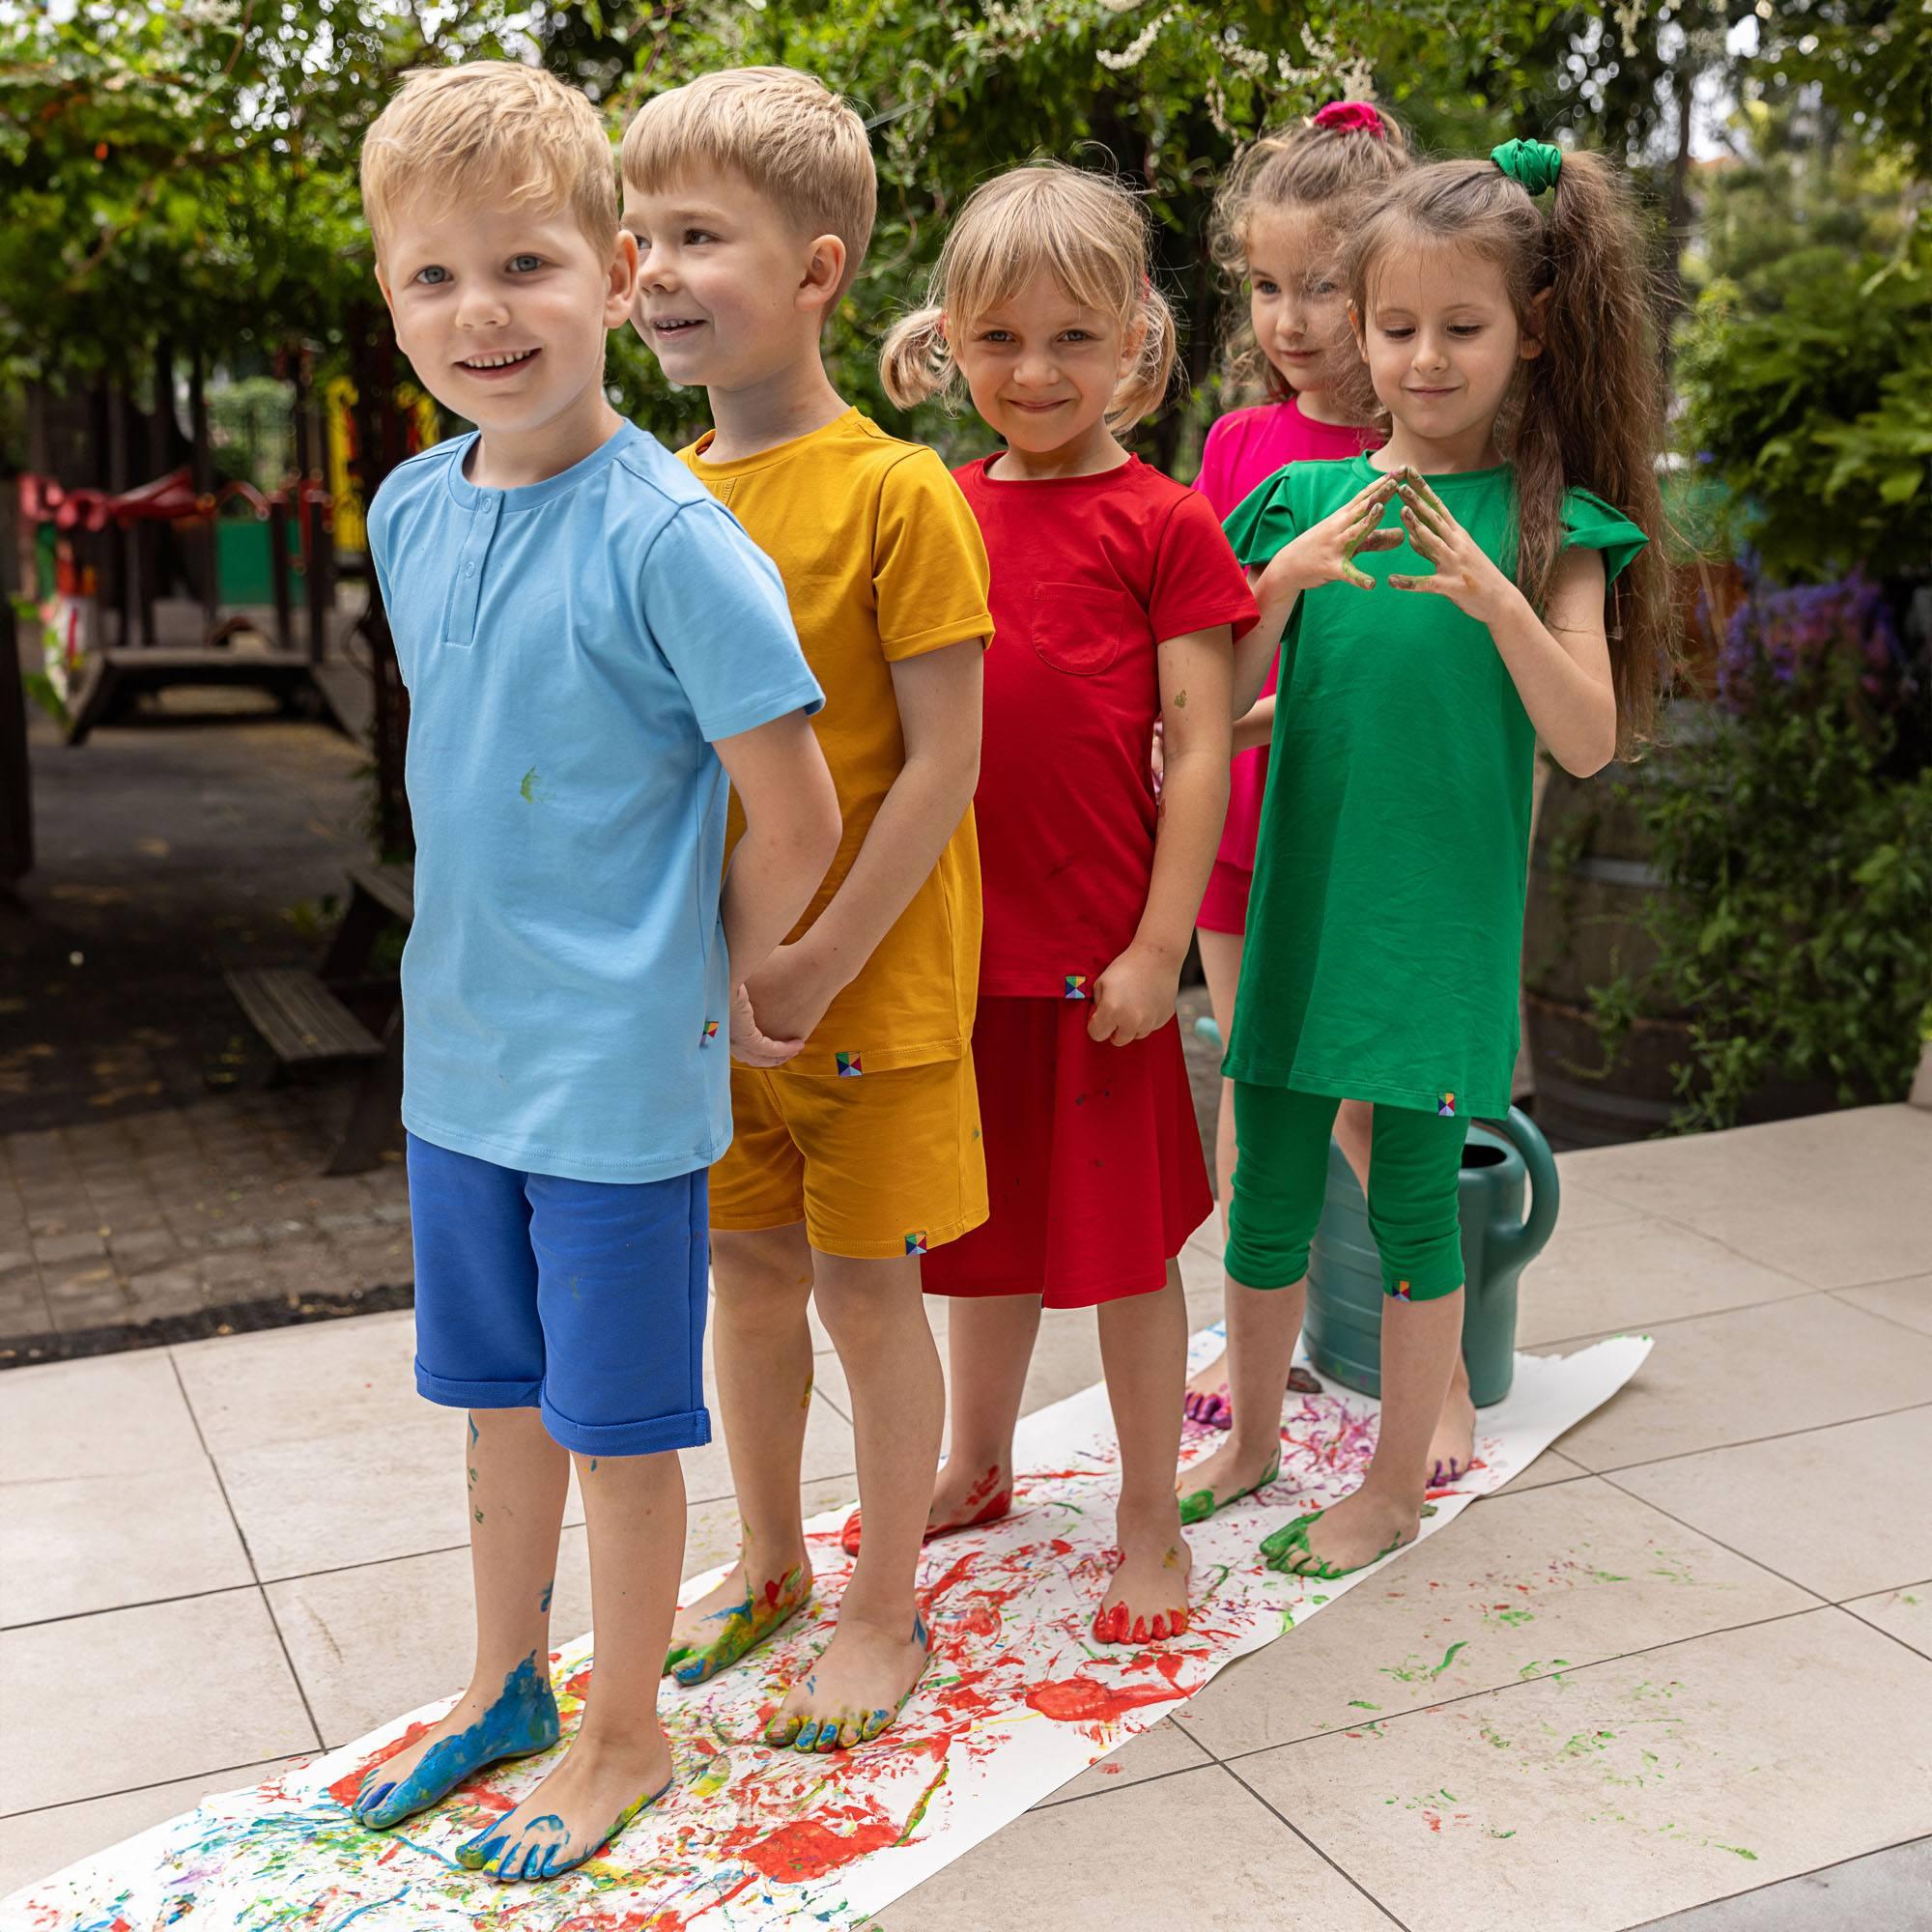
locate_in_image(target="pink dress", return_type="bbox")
[1193,399,1383,934]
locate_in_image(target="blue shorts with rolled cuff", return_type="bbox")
[406,1132,711,1458]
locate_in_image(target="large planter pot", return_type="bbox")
[1304,1108,1559,1408]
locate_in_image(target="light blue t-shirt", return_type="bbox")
[366,421,824,1184]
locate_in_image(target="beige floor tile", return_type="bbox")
[1033,1715,1213,1807]
[1516,1214,1814,1349]
[1236,1609,1932,1932]
[1178,1478,1814,1759]
[1614,1407,1932,1602]
[1542,1173,1643,1236]
[1834,1274,1932,1338]
[1559,1106,1932,1292]
[1494,1447,1589,1494]
[0,1755,305,1899]
[1554,1295,1932,1472]
[0,1351,252,1626]
[0,1591,317,1814]
[878,1762,1395,1932]
[1843,1581,1932,1661]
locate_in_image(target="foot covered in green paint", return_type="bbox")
[353,1652,560,1829]
[663,1559,812,1689]
[839,1458,1015,1557]
[1261,1492,1434,1581]
[1176,1442,1282,1526]
[1093,1524,1192,1644]
[763,1608,930,1750]
[1427,1356,1477,1488]
[454,1731,673,1882]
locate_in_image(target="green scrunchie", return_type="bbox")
[1491,137,1563,196]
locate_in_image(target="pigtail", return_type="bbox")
[879,301,956,411]
[1110,277,1179,430]
[1516,149,1672,749]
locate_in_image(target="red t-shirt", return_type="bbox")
[956,452,1260,999]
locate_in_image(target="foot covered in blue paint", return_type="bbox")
[353,1652,560,1830]
[455,1731,674,1882]
[1261,1492,1435,1581]
[664,1558,813,1688]
[763,1608,930,1751]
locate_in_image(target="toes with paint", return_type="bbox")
[1174,1438,1281,1527]
[454,1747,674,1884]
[352,1651,560,1830]
[663,1560,812,1688]
[764,1610,931,1752]
[1093,1537,1192,1645]
[1260,1496,1433,1582]
[841,1459,1014,1558]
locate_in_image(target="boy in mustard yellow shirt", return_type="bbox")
[621,68,992,1749]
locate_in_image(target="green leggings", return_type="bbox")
[1226,1085,1469,1300]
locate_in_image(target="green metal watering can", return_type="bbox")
[1303,1107,1560,1408]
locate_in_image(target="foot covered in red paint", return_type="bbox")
[454,1730,672,1882]
[1261,1490,1433,1581]
[1426,1355,1477,1488]
[664,1559,812,1688]
[839,1459,1013,1557]
[1093,1526,1192,1644]
[1182,1356,1322,1430]
[763,1608,931,1751]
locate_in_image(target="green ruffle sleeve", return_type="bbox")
[1221,467,1299,567]
[1561,487,1648,586]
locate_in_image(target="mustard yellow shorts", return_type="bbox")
[710,1052,988,1261]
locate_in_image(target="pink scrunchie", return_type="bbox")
[1312,99,1385,138]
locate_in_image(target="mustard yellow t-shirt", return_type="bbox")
[679,408,994,1077]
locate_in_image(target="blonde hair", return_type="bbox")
[1209,103,1411,403]
[880,162,1177,432]
[360,62,617,260]
[621,68,876,298]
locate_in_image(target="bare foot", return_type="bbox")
[663,1558,811,1688]
[456,1730,672,1882]
[1094,1521,1192,1643]
[353,1651,558,1828]
[764,1609,930,1750]
[1427,1355,1477,1487]
[1174,1435,1280,1526]
[1261,1486,1423,1580]
[839,1458,1012,1557]
[1182,1349,1233,1428]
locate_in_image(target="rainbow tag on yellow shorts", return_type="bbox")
[837,1052,864,1077]
[905,1231,928,1256]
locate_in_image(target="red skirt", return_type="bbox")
[1196,857,1254,936]
[923,998,1213,1308]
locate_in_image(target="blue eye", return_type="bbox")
[414,265,450,286]
[1254,278,1279,296]
[509,254,543,273]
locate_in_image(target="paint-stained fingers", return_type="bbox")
[1400,506,1448,557]
[1353,529,1404,554]
[1386,573,1445,594]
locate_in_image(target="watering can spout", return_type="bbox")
[1489,1105,1560,1270]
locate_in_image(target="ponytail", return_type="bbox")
[879,301,954,411]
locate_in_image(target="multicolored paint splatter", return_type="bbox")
[2,1334,1647,1931]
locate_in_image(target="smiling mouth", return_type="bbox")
[1008,399,1070,412]
[458,348,540,372]
[651,318,706,337]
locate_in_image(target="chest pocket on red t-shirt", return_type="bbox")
[1032,581,1139,677]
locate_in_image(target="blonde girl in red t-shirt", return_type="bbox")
[862,163,1259,1643]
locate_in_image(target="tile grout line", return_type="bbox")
[0,1754,305,1828]
[1206,1602,1832,1767]
[1590,1472,1841,1604]
[1623,1829,1932,1930]
[1833,1601,1932,1668]
[164,1350,326,1757]
[1211,1757,1412,1929]
[1564,1400,1932,1480]
[1823,1283,1932,1341]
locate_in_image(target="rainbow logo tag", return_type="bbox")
[904,1231,928,1256]
[836,1052,864,1077]
[1436,1092,1457,1117]
[699,1020,720,1047]
[1064,975,1088,1000]
[1392,1279,1414,1300]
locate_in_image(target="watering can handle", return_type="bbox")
[1489,1105,1561,1269]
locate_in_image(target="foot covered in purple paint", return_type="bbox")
[352,1652,560,1830]
[763,1608,930,1751]
[1261,1493,1435,1581]
[1182,1358,1322,1429]
[1093,1521,1192,1644]
[663,1558,812,1688]
[455,1731,673,1882]
[1426,1355,1477,1488]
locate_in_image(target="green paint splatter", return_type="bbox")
[1519,1658,1572,1680]
[1495,1608,1535,1626]
[1592,1569,1631,1583]
[1716,1846,1758,1861]
[1489,1829,1516,1839]
[1432,1640,1468,1677]
[1348,1699,1381,1710]
[1561,1729,1617,1757]
[520,766,543,803]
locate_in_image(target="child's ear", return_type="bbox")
[797,233,848,318]
[1519,286,1553,361]
[375,264,397,322]
[1349,299,1369,363]
[603,229,640,328]
[1119,313,1149,377]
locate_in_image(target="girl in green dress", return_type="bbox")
[1193,138,1672,1579]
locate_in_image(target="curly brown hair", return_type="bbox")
[1344,152,1674,750]
[1208,103,1411,405]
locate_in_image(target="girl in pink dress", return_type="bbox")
[1181,102,1470,1512]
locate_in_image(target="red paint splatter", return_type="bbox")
[956,1605,1001,1638]
[326,1720,434,1808]
[733,1805,902,1883]
[1024,1674,1189,1724]
[924,1550,978,1606]
[564,1666,594,1701]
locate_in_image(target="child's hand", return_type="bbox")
[728,980,805,1067]
[1251,471,1402,606]
[1087,943,1179,1047]
[1390,469,1514,621]
[737,943,839,1062]
[1150,718,1165,804]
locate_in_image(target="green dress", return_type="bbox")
[1222,455,1646,1121]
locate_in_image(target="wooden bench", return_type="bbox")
[224,965,383,1065]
